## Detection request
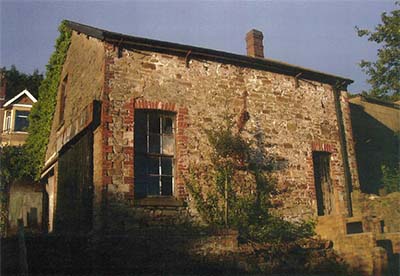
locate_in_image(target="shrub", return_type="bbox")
[186,119,314,244]
[381,164,400,193]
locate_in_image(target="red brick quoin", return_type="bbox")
[101,43,115,192]
[122,98,189,200]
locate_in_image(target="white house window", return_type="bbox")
[134,110,175,198]
[3,110,12,132]
[14,110,30,132]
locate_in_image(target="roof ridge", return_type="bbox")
[3,89,37,107]
[64,20,353,89]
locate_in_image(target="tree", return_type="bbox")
[1,65,43,100]
[356,2,400,101]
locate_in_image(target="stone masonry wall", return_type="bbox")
[45,32,105,162]
[101,42,357,225]
[43,32,105,232]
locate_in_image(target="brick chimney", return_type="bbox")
[0,71,6,108]
[246,29,264,58]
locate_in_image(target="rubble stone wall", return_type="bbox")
[101,41,358,224]
[45,32,104,162]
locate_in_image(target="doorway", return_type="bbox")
[312,151,333,216]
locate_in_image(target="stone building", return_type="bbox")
[349,95,400,194]
[42,20,359,231]
[40,21,399,274]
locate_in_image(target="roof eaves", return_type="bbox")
[65,20,353,88]
[3,89,37,107]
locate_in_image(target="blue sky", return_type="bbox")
[0,0,397,93]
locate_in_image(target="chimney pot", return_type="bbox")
[246,29,264,58]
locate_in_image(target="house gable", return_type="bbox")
[42,21,360,235]
[3,89,37,108]
[0,89,36,146]
[44,31,105,164]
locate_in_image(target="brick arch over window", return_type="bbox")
[122,98,189,200]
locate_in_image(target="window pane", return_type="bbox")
[161,157,173,176]
[161,176,173,196]
[163,117,173,134]
[148,176,160,196]
[135,111,147,131]
[147,157,160,175]
[134,176,147,199]
[14,111,30,131]
[134,155,147,176]
[133,110,176,198]
[134,132,147,153]
[149,113,160,133]
[134,111,147,153]
[149,134,160,153]
[162,134,174,155]
[4,111,11,131]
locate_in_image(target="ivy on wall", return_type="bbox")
[25,21,72,179]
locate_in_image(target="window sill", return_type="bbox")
[1,131,28,134]
[134,196,186,207]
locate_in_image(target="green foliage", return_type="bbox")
[381,164,400,193]
[0,146,32,184]
[1,65,43,100]
[0,146,33,236]
[186,120,315,244]
[25,21,72,180]
[206,123,249,162]
[247,217,315,244]
[356,2,400,101]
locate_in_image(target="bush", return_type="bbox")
[381,165,400,193]
[0,146,33,237]
[186,119,314,244]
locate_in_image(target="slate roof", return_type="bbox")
[65,20,353,89]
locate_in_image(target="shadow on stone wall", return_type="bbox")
[350,103,399,194]
[376,239,400,276]
[0,229,244,275]
[1,230,352,275]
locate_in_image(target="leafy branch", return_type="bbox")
[356,2,400,100]
[186,118,314,244]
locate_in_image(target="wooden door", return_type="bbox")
[313,151,333,216]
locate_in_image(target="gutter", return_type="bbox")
[65,20,353,89]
